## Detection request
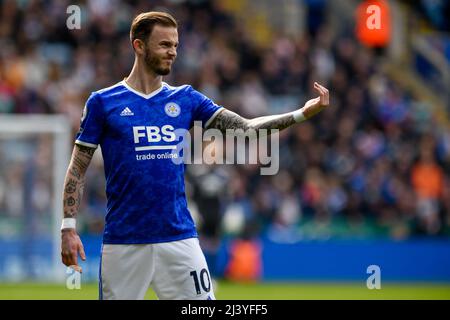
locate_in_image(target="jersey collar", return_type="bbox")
[121,80,165,99]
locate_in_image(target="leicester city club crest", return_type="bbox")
[164,102,181,117]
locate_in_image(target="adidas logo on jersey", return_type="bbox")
[120,107,134,116]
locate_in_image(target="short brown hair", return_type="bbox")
[130,11,177,45]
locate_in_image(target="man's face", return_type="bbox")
[142,25,178,75]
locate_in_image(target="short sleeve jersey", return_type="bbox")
[75,81,223,244]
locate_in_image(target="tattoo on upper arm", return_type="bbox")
[77,145,95,156]
[72,145,95,172]
[209,110,249,132]
[72,155,89,172]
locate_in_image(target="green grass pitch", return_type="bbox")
[1,281,449,300]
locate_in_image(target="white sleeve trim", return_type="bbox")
[75,140,98,148]
[204,107,224,128]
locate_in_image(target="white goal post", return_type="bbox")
[0,114,71,281]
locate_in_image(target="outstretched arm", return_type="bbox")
[61,144,96,273]
[208,82,329,133]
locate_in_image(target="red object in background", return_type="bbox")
[356,0,391,47]
[226,239,262,282]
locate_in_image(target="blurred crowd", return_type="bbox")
[0,0,449,243]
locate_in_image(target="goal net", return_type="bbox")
[0,115,71,282]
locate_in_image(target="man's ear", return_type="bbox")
[133,39,145,55]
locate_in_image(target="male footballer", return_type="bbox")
[60,11,330,300]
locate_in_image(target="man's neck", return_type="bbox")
[125,60,163,95]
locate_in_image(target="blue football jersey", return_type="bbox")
[75,81,223,244]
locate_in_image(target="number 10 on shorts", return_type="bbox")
[190,268,211,294]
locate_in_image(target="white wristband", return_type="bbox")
[61,218,76,230]
[293,109,306,123]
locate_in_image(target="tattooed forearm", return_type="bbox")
[64,178,77,194]
[209,109,296,135]
[247,113,296,131]
[65,196,76,206]
[63,144,95,219]
[209,83,330,135]
[77,182,84,208]
[69,167,81,179]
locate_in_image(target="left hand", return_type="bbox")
[302,82,330,119]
